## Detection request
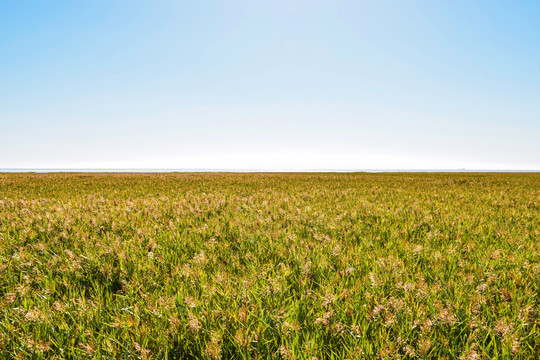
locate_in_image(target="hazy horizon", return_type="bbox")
[1,168,539,173]
[2,1,539,170]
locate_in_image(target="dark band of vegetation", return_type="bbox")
[0,173,539,359]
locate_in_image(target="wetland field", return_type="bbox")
[0,172,539,359]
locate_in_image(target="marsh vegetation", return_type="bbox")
[0,173,538,359]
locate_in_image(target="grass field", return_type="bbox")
[0,173,539,359]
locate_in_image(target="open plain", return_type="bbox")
[0,173,539,359]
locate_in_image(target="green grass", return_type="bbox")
[0,172,539,359]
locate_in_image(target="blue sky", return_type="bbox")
[1,0,539,169]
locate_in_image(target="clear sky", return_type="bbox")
[1,0,539,170]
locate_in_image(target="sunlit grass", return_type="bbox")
[0,172,539,359]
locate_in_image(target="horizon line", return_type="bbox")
[1,168,539,173]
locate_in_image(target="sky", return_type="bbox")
[1,0,539,170]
